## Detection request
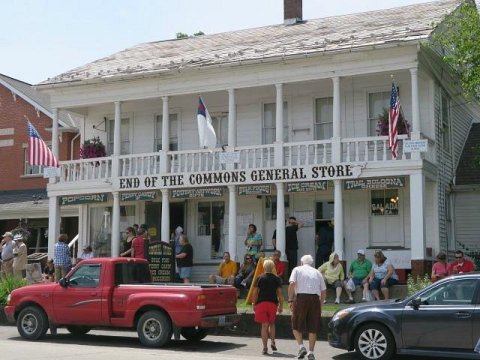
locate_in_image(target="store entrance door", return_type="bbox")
[145,202,186,242]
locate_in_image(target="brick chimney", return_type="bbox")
[284,0,302,25]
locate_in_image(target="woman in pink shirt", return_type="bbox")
[431,252,448,283]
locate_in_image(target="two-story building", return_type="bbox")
[0,73,79,253]
[37,0,479,278]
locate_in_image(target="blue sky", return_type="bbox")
[1,0,433,84]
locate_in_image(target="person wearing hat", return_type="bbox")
[343,249,372,303]
[13,234,28,279]
[1,232,15,278]
[431,252,448,283]
[77,245,94,263]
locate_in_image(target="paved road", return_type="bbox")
[0,325,434,360]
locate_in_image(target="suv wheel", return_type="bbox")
[137,310,172,347]
[17,306,49,340]
[354,323,395,360]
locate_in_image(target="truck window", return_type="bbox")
[69,264,101,288]
[115,263,152,285]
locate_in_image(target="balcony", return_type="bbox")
[55,136,435,190]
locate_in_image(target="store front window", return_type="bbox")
[369,189,403,247]
[89,205,135,257]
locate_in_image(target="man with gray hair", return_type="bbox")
[288,254,326,360]
[1,232,15,278]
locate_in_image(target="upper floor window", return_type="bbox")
[368,91,390,136]
[441,92,451,153]
[211,113,228,147]
[24,146,47,176]
[263,102,288,144]
[155,114,178,151]
[314,97,333,140]
[108,117,131,155]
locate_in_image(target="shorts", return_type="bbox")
[351,278,364,287]
[291,293,321,333]
[254,301,278,323]
[327,280,343,289]
[178,267,192,279]
[214,276,227,284]
[370,277,399,290]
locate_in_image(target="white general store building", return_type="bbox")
[39,0,479,279]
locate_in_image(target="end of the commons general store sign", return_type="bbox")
[115,164,362,191]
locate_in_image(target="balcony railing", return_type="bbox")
[57,136,433,184]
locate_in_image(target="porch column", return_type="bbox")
[228,89,237,147]
[228,185,237,261]
[410,68,421,160]
[333,180,344,260]
[161,189,170,243]
[275,84,283,142]
[51,108,59,159]
[113,102,122,155]
[47,195,60,259]
[275,183,286,261]
[162,96,170,150]
[410,173,427,276]
[111,192,120,256]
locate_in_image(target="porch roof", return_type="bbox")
[38,0,461,87]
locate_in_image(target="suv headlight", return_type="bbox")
[331,308,353,322]
[6,293,11,305]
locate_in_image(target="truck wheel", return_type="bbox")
[66,326,91,336]
[17,306,49,340]
[354,323,395,360]
[137,310,172,347]
[180,327,208,342]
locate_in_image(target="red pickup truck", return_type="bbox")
[4,257,239,347]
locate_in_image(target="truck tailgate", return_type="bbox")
[200,285,237,315]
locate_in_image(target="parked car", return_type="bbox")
[4,257,239,347]
[329,273,480,360]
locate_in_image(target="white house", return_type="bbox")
[37,0,479,279]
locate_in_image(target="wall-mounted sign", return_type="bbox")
[344,177,406,190]
[403,139,428,153]
[171,187,224,199]
[121,191,157,202]
[43,167,60,178]
[219,152,240,164]
[238,185,271,196]
[287,181,327,193]
[60,193,108,206]
[115,163,363,191]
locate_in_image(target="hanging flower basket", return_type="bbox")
[80,137,106,159]
[376,108,410,136]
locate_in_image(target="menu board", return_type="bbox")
[147,242,174,282]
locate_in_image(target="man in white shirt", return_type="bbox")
[288,254,326,360]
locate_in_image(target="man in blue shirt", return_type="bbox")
[1,232,14,278]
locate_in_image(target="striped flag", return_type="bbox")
[27,121,59,167]
[388,82,400,159]
[197,97,217,149]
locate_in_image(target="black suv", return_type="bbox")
[329,273,480,360]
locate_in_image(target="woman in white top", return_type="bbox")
[366,250,399,301]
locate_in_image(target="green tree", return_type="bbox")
[176,31,205,39]
[429,0,480,101]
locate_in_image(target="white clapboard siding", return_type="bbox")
[454,193,480,251]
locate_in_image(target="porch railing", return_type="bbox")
[283,140,332,166]
[59,157,112,183]
[119,153,162,177]
[341,135,410,162]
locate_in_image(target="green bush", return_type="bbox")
[0,276,27,305]
[407,273,431,296]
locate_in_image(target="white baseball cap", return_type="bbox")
[357,249,365,255]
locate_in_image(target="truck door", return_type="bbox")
[53,263,105,325]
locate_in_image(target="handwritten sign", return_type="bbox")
[148,242,174,282]
[403,139,428,153]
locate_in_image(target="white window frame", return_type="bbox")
[23,144,49,176]
[262,101,288,144]
[367,90,391,136]
[211,112,228,147]
[314,97,333,140]
[155,113,179,151]
[107,115,132,155]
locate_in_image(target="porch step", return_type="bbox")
[190,263,218,283]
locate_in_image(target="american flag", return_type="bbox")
[388,82,400,159]
[27,121,59,167]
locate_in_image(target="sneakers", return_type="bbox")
[334,299,340,304]
[297,346,307,359]
[262,348,268,355]
[307,353,316,360]
[322,299,327,304]
[271,341,277,352]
